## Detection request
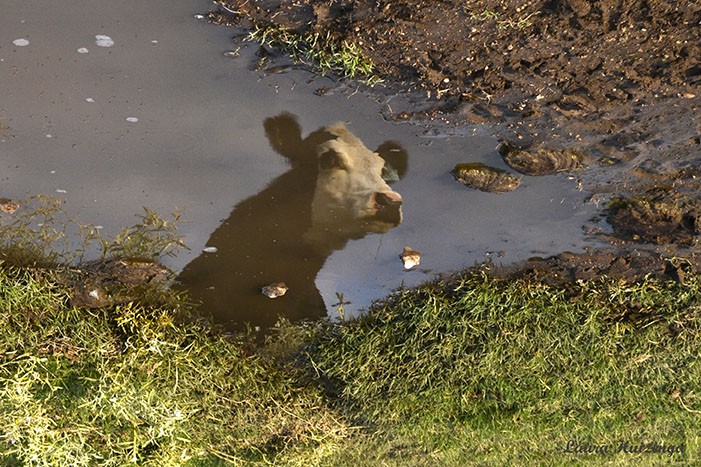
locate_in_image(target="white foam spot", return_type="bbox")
[202,246,218,253]
[85,97,95,103]
[55,188,67,194]
[12,38,30,47]
[77,47,89,54]
[95,35,114,47]
[151,40,158,44]
[126,117,139,123]
[46,134,52,138]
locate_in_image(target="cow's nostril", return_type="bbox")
[374,191,403,207]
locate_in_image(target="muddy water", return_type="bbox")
[1,0,600,326]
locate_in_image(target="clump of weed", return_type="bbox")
[247,24,381,84]
[102,207,187,261]
[464,7,538,30]
[0,195,186,268]
[0,195,88,267]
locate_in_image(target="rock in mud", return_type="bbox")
[66,258,170,308]
[261,282,288,298]
[606,190,700,245]
[400,246,421,270]
[450,163,521,193]
[499,143,583,176]
[499,249,701,289]
[0,198,20,214]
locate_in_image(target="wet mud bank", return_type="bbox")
[209,0,700,273]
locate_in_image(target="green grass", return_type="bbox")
[308,270,700,465]
[0,195,186,268]
[0,266,349,466]
[465,8,538,30]
[1,200,699,465]
[246,24,381,84]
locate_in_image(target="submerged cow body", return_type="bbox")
[177,113,407,328]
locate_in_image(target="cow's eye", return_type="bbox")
[319,150,345,170]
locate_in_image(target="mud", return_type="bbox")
[211,0,700,252]
[495,248,701,289]
[607,188,701,246]
[25,258,169,309]
[499,143,583,176]
[450,162,521,193]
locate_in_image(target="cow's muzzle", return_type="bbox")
[373,191,403,224]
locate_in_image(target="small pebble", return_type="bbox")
[400,246,421,270]
[0,198,21,214]
[262,282,288,299]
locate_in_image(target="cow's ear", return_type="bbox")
[376,142,408,183]
[263,113,304,161]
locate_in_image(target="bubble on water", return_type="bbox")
[202,246,218,253]
[151,40,158,44]
[77,47,89,54]
[126,117,139,123]
[95,35,114,47]
[55,188,67,194]
[85,97,95,103]
[46,134,53,138]
[12,38,30,47]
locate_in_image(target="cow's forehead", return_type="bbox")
[325,124,368,147]
[317,127,381,162]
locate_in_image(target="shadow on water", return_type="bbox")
[176,112,408,328]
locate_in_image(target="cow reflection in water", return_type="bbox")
[177,113,407,328]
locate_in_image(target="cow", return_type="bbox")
[176,112,407,329]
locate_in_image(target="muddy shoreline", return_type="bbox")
[207,0,700,275]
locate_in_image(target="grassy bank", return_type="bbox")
[1,264,699,465]
[1,200,699,465]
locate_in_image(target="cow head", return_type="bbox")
[309,123,404,241]
[264,113,407,248]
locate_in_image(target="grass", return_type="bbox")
[0,266,349,466]
[0,195,186,268]
[245,24,381,84]
[465,8,538,30]
[309,271,700,465]
[1,200,700,465]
